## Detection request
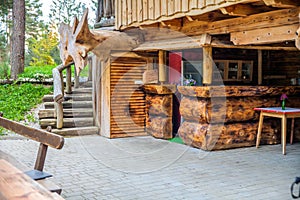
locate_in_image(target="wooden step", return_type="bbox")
[40,117,93,129]
[72,88,92,94]
[44,101,93,109]
[51,126,99,136]
[38,109,93,119]
[79,81,92,87]
[43,94,92,102]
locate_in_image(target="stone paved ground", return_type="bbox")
[0,135,299,200]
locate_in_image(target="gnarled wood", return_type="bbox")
[58,9,140,74]
[178,121,277,151]
[146,94,172,117]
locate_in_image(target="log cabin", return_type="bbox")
[56,0,300,151]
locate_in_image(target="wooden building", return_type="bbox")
[57,0,300,150]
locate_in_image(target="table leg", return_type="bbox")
[256,112,264,148]
[282,115,287,155]
[290,118,294,145]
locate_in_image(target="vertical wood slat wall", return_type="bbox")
[110,57,147,138]
[115,0,243,29]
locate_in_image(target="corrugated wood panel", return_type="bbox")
[115,0,246,30]
[110,58,147,137]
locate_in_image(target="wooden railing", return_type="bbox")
[52,56,93,129]
[52,63,73,129]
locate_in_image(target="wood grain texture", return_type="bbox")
[0,159,64,200]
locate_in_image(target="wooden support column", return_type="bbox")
[66,66,72,94]
[203,46,213,85]
[158,50,167,84]
[55,102,63,129]
[258,50,263,85]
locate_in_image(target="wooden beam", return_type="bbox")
[258,50,263,85]
[182,7,300,36]
[158,50,167,84]
[231,24,298,45]
[34,143,48,171]
[220,4,259,16]
[203,46,213,85]
[263,0,300,8]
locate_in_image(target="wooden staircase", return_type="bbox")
[38,82,99,136]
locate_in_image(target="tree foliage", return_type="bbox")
[28,26,59,66]
[49,0,86,26]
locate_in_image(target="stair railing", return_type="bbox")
[52,63,73,129]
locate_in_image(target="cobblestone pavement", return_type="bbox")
[0,135,299,200]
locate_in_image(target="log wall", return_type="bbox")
[178,85,300,150]
[144,85,176,139]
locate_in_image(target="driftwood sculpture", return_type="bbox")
[58,8,140,74]
[53,9,140,129]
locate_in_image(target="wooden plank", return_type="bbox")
[137,0,143,22]
[231,24,298,45]
[149,0,155,20]
[122,0,128,27]
[0,116,64,149]
[154,0,161,19]
[182,7,300,36]
[143,0,149,20]
[174,0,182,13]
[40,118,93,129]
[168,0,175,15]
[263,0,300,8]
[182,0,189,11]
[51,126,99,136]
[0,159,64,200]
[189,0,198,9]
[161,0,168,16]
[132,0,137,23]
[127,0,132,25]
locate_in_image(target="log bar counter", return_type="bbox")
[177,85,300,151]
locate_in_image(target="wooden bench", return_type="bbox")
[0,159,64,199]
[0,113,65,195]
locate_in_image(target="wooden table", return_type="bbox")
[254,107,300,155]
[0,159,64,200]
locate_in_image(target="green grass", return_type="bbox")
[0,83,51,121]
[18,64,90,80]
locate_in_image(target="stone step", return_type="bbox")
[38,109,93,119]
[44,101,93,109]
[40,117,94,129]
[51,126,99,136]
[42,94,92,102]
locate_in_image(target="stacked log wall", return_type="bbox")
[178,86,300,150]
[144,85,176,139]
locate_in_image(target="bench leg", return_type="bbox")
[256,112,264,148]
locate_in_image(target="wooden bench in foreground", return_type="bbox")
[0,113,65,197]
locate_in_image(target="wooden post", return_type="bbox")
[203,46,213,85]
[34,143,48,171]
[55,102,63,129]
[158,50,167,84]
[74,66,80,88]
[66,66,72,94]
[258,50,263,85]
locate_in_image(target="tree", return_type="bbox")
[28,27,59,66]
[10,0,25,80]
[49,0,86,26]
